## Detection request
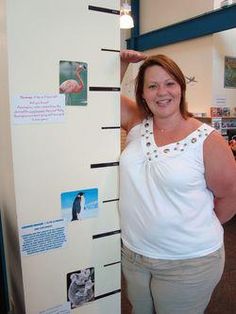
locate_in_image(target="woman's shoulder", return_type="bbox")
[126,121,142,140]
[185,117,216,135]
[126,118,142,133]
[187,117,202,129]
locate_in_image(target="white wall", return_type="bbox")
[146,37,214,115]
[1,0,121,313]
[212,28,236,110]
[122,0,236,116]
[140,0,214,34]
[122,35,214,115]
[0,0,25,312]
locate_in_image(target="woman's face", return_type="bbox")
[142,65,182,118]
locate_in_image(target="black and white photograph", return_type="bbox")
[67,267,95,309]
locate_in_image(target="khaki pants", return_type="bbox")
[122,244,225,314]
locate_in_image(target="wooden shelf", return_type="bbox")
[195,116,236,138]
[196,116,236,119]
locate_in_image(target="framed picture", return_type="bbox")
[59,60,88,106]
[224,56,236,88]
[67,267,95,309]
[61,188,98,222]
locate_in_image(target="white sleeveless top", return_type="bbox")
[119,117,223,260]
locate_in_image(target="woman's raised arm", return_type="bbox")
[120,50,147,132]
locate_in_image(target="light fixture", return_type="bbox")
[120,2,134,29]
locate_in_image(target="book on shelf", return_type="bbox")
[211,117,222,133]
[210,106,231,117]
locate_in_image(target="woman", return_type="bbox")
[119,50,236,314]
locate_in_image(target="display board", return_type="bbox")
[0,1,120,313]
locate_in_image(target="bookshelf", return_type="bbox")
[196,116,236,138]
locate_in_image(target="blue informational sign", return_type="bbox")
[20,219,68,256]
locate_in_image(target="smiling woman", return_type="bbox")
[135,54,189,120]
[119,49,236,314]
[142,65,182,119]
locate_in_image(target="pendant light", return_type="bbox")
[120,1,134,29]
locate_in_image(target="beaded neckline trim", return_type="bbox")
[141,117,210,161]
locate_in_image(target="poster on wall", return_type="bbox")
[59,60,88,106]
[67,267,95,309]
[224,56,236,88]
[61,188,98,222]
[12,94,65,124]
[20,218,68,256]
